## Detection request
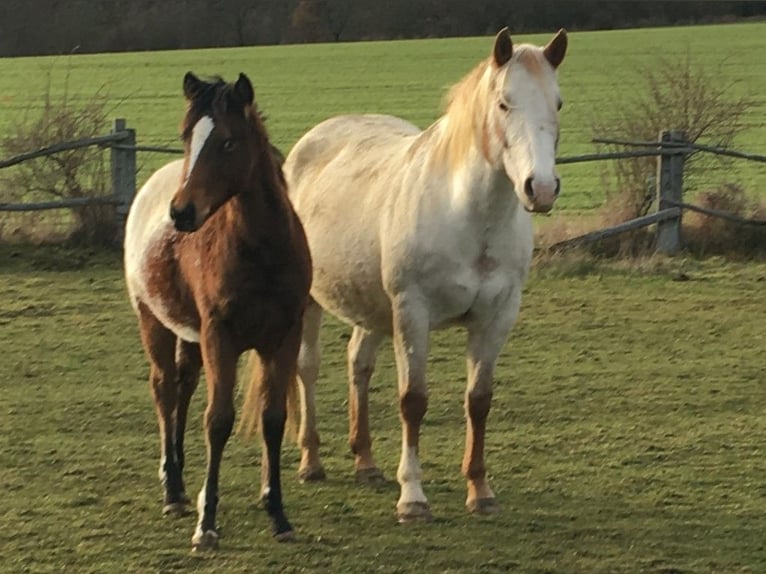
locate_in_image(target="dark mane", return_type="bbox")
[180,76,267,140]
[125,71,312,549]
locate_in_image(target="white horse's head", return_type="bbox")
[485,28,567,213]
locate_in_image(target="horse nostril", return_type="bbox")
[170,203,196,231]
[524,177,535,199]
[554,178,561,196]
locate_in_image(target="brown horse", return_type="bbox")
[123,72,311,550]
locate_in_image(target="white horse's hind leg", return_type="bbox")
[347,327,385,483]
[463,296,520,514]
[297,298,326,481]
[391,296,432,522]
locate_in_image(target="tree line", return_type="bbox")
[1,0,764,56]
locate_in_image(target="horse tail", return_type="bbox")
[238,350,300,441]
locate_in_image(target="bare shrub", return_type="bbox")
[0,67,114,245]
[592,52,751,236]
[683,183,766,258]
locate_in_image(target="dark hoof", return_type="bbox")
[298,466,326,482]
[162,491,192,516]
[273,529,295,542]
[466,497,500,515]
[396,501,433,523]
[355,467,386,484]
[162,501,190,516]
[272,517,295,542]
[191,529,219,552]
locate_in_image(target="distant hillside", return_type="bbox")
[1,0,764,57]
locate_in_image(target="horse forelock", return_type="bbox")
[181,78,266,141]
[511,45,561,112]
[434,43,559,174]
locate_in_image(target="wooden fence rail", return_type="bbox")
[551,129,765,254]
[0,120,763,251]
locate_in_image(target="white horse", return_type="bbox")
[285,28,567,521]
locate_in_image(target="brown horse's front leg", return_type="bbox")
[136,303,188,516]
[192,327,237,552]
[174,339,201,507]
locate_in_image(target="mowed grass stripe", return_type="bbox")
[1,245,765,572]
[0,22,764,212]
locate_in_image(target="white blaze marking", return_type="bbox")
[186,116,215,183]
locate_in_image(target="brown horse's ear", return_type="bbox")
[493,27,513,68]
[543,29,568,69]
[234,73,254,106]
[183,71,204,101]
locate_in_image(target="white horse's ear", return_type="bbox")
[543,29,568,69]
[493,27,513,68]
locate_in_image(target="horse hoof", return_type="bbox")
[273,529,295,543]
[396,501,433,523]
[355,467,386,484]
[162,501,190,517]
[298,466,326,482]
[191,529,219,552]
[466,497,500,515]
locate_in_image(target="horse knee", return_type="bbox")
[205,408,235,445]
[466,391,492,424]
[399,391,427,426]
[298,343,320,381]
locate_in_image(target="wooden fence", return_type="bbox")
[551,130,766,254]
[0,120,764,249]
[0,119,139,239]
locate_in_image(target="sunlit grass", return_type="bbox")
[0,22,764,212]
[1,244,764,572]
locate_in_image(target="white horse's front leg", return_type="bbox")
[463,291,521,514]
[391,294,431,522]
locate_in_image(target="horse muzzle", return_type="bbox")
[170,202,198,232]
[522,176,560,213]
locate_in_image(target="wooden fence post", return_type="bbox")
[655,130,685,254]
[111,118,136,242]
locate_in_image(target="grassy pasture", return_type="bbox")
[1,245,765,573]
[1,22,765,573]
[0,22,764,212]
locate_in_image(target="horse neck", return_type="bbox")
[435,123,521,225]
[225,147,291,246]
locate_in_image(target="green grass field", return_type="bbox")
[1,23,766,573]
[1,245,765,573]
[0,22,764,212]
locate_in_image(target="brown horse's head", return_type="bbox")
[170,72,260,232]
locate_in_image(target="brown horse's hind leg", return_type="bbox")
[258,326,300,541]
[296,298,325,482]
[174,340,201,507]
[347,326,385,483]
[192,326,237,551]
[136,303,187,515]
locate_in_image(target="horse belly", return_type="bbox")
[310,247,393,332]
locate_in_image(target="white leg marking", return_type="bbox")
[397,445,427,506]
[193,487,207,539]
[186,116,215,183]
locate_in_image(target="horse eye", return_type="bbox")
[498,101,509,112]
[222,139,235,152]
[557,99,563,111]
